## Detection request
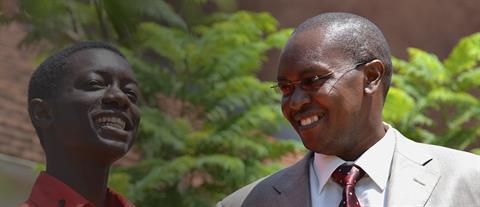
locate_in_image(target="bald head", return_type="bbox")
[293,12,392,96]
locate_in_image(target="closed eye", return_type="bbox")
[124,89,138,104]
[302,73,332,88]
[303,75,321,85]
[85,79,106,90]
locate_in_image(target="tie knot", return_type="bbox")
[331,164,365,187]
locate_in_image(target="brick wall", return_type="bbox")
[0,23,43,163]
[238,0,480,80]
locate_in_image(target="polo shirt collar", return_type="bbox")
[27,171,91,207]
[25,171,134,207]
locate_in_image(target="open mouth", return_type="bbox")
[296,113,325,128]
[299,115,319,126]
[92,111,133,132]
[95,116,126,130]
[92,112,133,142]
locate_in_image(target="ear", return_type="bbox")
[29,98,54,129]
[363,59,385,95]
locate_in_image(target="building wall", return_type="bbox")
[0,23,42,163]
[238,0,480,80]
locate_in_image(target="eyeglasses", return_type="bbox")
[271,62,367,96]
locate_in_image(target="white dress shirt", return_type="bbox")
[309,125,395,207]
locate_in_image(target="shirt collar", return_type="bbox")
[354,124,395,190]
[312,153,345,193]
[312,124,395,192]
[25,171,134,207]
[27,171,91,207]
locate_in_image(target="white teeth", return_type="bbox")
[300,115,320,126]
[95,116,126,129]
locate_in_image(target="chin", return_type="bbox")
[103,138,132,154]
[85,137,132,165]
[299,136,329,153]
[299,138,318,152]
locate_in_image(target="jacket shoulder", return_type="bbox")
[217,177,266,207]
[421,143,480,174]
[418,143,480,205]
[218,152,312,207]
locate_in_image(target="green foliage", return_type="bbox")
[6,1,298,206]
[121,11,297,206]
[384,33,480,150]
[13,0,104,45]
[472,148,480,155]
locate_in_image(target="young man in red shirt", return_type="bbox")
[20,41,140,207]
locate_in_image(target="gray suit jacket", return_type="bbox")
[217,128,480,207]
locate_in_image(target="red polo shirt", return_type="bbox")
[18,172,135,207]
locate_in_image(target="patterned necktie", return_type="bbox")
[331,164,365,207]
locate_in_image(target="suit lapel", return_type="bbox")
[264,128,440,207]
[387,129,440,207]
[272,152,313,207]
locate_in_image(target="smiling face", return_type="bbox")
[278,30,373,159]
[48,48,140,163]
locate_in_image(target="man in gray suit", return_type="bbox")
[218,12,480,207]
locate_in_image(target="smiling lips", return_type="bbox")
[95,115,126,130]
[300,115,319,126]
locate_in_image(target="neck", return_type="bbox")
[337,95,387,161]
[46,154,110,207]
[339,119,386,161]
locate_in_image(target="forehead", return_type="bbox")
[277,30,352,79]
[66,48,135,78]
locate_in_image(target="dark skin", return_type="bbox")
[29,48,140,207]
[278,28,386,161]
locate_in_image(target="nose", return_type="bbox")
[288,87,310,110]
[101,85,129,109]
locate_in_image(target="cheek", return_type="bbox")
[54,101,100,129]
[131,106,141,124]
[319,80,338,95]
[326,78,363,108]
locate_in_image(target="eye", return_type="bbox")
[124,89,138,104]
[277,83,295,96]
[301,74,330,90]
[85,79,105,90]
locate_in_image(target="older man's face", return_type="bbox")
[277,30,368,157]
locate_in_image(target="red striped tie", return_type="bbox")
[331,164,365,207]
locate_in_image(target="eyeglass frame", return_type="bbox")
[271,61,369,96]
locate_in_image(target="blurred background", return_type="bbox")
[1,0,479,206]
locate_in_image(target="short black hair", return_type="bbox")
[27,41,126,102]
[294,12,392,97]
